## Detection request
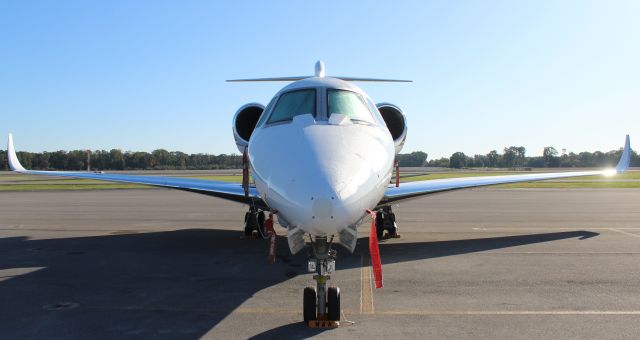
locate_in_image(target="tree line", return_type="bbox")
[0,149,243,171]
[0,146,637,171]
[424,146,639,169]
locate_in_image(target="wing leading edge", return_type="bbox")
[380,135,632,206]
[6,134,266,208]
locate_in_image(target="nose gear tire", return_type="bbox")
[327,286,341,321]
[303,286,317,323]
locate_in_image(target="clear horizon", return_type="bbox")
[2,1,638,158]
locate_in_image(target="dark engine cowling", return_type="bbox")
[232,103,265,152]
[376,103,407,154]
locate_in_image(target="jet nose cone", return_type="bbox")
[250,119,395,235]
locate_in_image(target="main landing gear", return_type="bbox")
[304,236,340,327]
[375,206,399,239]
[243,207,266,238]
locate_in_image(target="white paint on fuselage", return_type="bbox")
[248,78,395,236]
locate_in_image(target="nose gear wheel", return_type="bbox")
[243,208,266,238]
[303,236,341,327]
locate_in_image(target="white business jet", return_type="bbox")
[6,61,632,324]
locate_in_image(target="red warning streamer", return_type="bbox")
[266,212,277,264]
[395,160,400,187]
[367,209,383,288]
[242,146,249,197]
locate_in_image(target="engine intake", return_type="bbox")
[232,103,265,152]
[376,103,407,154]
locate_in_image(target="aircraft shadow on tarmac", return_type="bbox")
[0,228,598,339]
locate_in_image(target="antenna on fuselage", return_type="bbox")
[315,60,325,78]
[226,61,412,83]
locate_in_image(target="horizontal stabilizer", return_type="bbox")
[332,77,412,82]
[227,76,309,82]
[227,61,411,82]
[226,76,412,83]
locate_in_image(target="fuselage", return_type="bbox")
[248,77,395,236]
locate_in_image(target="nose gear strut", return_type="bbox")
[304,235,340,327]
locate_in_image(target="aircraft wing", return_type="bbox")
[6,134,267,208]
[379,135,632,206]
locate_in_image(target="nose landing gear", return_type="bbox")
[303,236,341,328]
[375,206,400,239]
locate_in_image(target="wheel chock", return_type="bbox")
[307,320,340,328]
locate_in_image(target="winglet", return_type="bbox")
[616,134,631,172]
[7,133,26,172]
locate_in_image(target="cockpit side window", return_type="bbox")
[267,89,316,124]
[255,97,277,128]
[327,90,374,124]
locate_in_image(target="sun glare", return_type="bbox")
[602,169,617,177]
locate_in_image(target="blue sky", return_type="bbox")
[2,0,638,158]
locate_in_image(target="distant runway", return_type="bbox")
[1,188,639,339]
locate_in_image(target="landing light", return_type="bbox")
[603,169,617,177]
[308,259,316,272]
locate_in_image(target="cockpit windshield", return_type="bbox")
[267,89,316,124]
[327,89,374,124]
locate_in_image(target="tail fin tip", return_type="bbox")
[615,134,631,172]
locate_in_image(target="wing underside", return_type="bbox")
[380,135,632,206]
[6,134,267,209]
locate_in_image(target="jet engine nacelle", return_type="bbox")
[232,103,265,152]
[376,103,407,154]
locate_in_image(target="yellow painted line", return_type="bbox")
[375,310,640,316]
[610,228,640,238]
[360,255,374,314]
